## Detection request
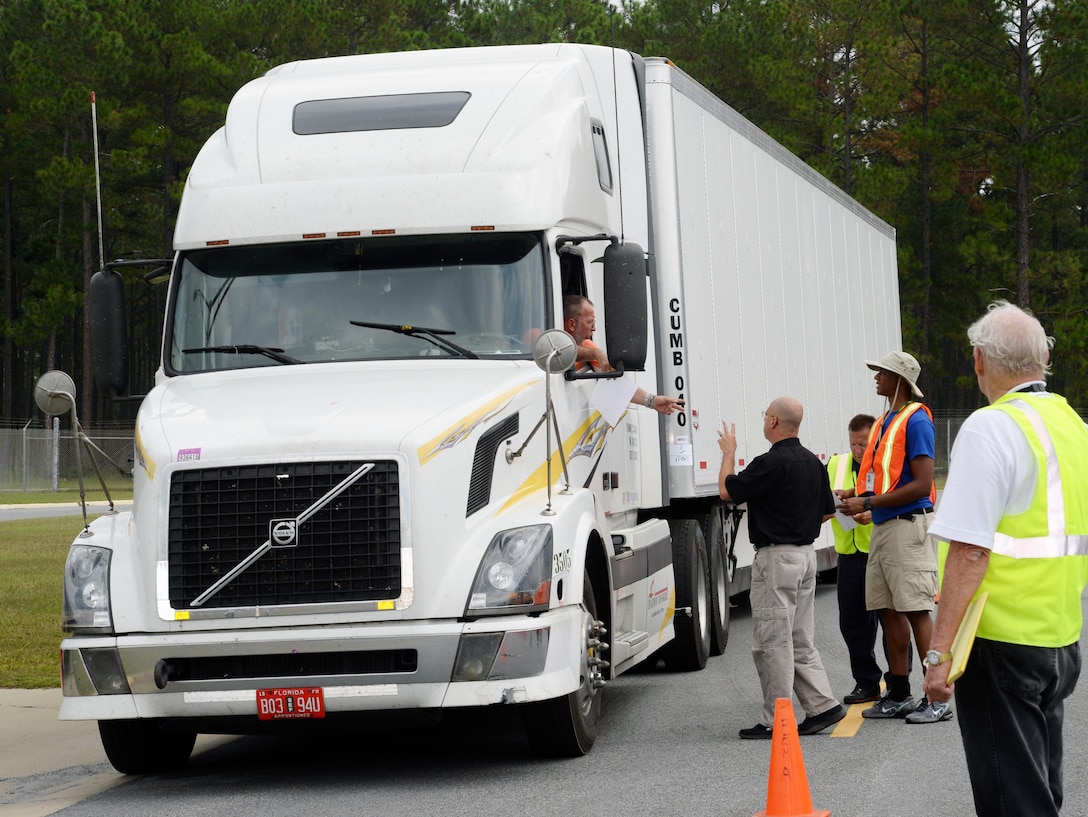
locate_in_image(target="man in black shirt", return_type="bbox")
[718,396,845,739]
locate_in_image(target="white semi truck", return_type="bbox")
[58,44,901,772]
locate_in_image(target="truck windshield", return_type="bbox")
[167,232,547,373]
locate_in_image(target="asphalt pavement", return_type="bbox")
[0,689,121,815]
[0,689,230,817]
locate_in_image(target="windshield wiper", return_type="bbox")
[350,321,479,359]
[182,345,302,365]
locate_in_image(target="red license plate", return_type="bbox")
[256,687,325,721]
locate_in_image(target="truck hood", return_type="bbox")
[138,361,539,469]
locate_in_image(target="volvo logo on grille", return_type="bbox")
[270,519,298,547]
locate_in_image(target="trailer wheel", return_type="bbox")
[662,518,711,671]
[703,505,732,656]
[98,719,196,774]
[522,571,603,757]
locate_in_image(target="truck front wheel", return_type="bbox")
[98,719,196,774]
[522,571,603,757]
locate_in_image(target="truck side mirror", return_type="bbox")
[88,269,129,395]
[603,241,647,371]
[532,329,578,373]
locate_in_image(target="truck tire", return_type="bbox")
[522,571,603,757]
[98,719,196,774]
[703,505,732,656]
[662,518,711,671]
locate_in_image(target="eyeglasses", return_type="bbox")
[761,411,776,421]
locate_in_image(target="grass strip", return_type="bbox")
[0,516,88,688]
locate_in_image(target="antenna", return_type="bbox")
[91,92,105,270]
[609,8,625,242]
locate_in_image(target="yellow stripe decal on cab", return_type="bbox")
[418,383,533,466]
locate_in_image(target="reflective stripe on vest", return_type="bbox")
[828,453,871,554]
[973,394,1088,647]
[858,402,937,503]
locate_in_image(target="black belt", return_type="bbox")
[754,543,809,549]
[891,507,933,522]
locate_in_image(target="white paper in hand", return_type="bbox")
[591,377,638,426]
[834,510,858,531]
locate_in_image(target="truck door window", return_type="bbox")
[591,120,613,194]
[560,251,587,299]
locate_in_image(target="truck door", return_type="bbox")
[563,246,643,518]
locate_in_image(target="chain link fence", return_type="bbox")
[0,420,135,494]
[2,414,983,495]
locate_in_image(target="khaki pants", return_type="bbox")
[750,545,839,725]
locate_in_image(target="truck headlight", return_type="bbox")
[465,525,552,616]
[63,545,114,633]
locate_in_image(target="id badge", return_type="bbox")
[865,472,875,493]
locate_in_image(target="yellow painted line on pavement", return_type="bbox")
[830,703,867,737]
[831,683,885,737]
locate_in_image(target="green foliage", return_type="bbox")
[1,0,1087,419]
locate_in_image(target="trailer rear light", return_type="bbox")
[337,230,361,237]
[470,225,495,231]
[371,229,395,235]
[303,233,326,239]
[206,239,229,246]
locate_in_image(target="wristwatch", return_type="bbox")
[925,649,953,668]
[863,496,873,511]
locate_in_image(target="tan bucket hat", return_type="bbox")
[865,351,923,398]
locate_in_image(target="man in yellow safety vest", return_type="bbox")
[828,413,884,704]
[925,301,1088,817]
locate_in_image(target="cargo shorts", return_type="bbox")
[865,512,937,612]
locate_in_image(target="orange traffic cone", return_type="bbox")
[753,698,831,817]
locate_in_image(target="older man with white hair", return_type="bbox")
[925,301,1088,817]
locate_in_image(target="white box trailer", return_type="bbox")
[60,44,900,773]
[645,62,902,578]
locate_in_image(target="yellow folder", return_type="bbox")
[948,591,988,683]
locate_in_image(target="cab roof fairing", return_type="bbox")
[174,49,616,250]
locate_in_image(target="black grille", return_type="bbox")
[160,650,417,683]
[467,415,519,516]
[168,460,401,609]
